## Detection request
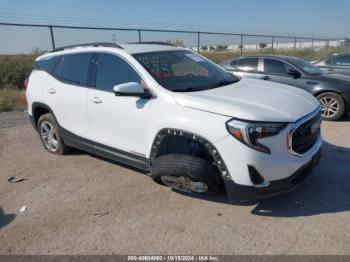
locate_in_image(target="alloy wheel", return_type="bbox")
[40,121,59,152]
[319,96,339,118]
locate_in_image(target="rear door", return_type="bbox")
[226,57,262,80]
[43,52,93,139]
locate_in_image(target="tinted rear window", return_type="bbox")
[60,53,93,86]
[231,58,259,71]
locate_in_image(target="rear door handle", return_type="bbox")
[90,97,102,104]
[262,76,271,80]
[48,88,56,94]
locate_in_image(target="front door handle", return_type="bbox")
[262,76,271,80]
[90,97,102,104]
[48,88,56,94]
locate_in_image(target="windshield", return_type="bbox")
[292,59,324,75]
[133,50,237,92]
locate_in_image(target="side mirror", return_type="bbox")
[113,82,152,99]
[287,69,301,78]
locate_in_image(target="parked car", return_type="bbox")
[312,53,350,76]
[220,55,350,121]
[26,42,322,203]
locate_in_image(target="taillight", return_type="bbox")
[24,77,29,90]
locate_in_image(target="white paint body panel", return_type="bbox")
[173,77,320,122]
[42,75,91,139]
[87,89,152,155]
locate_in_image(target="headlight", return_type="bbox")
[226,119,287,154]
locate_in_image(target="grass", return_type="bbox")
[0,88,27,112]
[0,54,34,112]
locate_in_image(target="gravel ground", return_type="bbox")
[0,112,350,255]
[0,111,29,129]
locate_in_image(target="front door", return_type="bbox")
[261,58,308,90]
[87,52,152,159]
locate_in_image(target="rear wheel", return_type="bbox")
[317,92,345,121]
[38,113,70,155]
[151,154,223,193]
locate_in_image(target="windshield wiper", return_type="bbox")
[172,79,239,92]
[173,87,196,92]
[208,79,238,89]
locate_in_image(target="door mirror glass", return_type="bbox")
[113,82,152,98]
[287,69,301,78]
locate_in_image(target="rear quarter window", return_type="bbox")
[34,56,60,73]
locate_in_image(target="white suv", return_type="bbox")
[26,42,322,203]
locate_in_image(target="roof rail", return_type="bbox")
[51,42,123,52]
[129,41,177,47]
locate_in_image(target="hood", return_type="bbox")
[173,77,320,122]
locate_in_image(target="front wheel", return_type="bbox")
[151,154,223,193]
[317,92,345,121]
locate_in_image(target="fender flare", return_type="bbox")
[31,102,58,129]
[149,128,231,181]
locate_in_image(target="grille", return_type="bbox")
[291,113,321,155]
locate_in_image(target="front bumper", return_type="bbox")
[223,148,321,203]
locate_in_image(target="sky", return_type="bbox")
[0,0,349,54]
[1,0,349,38]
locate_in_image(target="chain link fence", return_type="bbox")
[0,22,349,61]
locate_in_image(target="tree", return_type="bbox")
[32,47,44,56]
[216,45,228,51]
[259,43,267,49]
[201,46,208,51]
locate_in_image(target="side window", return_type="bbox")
[264,59,292,74]
[35,56,60,73]
[234,58,259,71]
[326,56,350,66]
[60,53,93,86]
[95,53,141,92]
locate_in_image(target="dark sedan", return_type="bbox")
[312,53,350,76]
[219,55,350,121]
